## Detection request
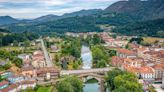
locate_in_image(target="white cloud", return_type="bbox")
[0,0,120,18]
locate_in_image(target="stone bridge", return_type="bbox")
[60,67,114,75]
[60,67,115,92]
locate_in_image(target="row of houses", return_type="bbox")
[21,67,60,81]
[0,71,36,92]
[112,47,164,81]
[0,80,36,92]
[100,32,128,48]
[0,66,60,92]
[18,50,46,68]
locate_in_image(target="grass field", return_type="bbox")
[37,86,54,92]
[0,46,23,51]
[143,37,164,44]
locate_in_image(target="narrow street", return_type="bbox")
[40,39,54,67]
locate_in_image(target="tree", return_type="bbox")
[129,37,143,44]
[96,59,106,68]
[106,69,142,92]
[57,76,83,92]
[0,39,2,47]
[57,81,74,92]
[157,30,164,38]
[3,63,11,70]
[13,40,18,46]
[92,34,101,45]
[12,58,23,68]
[65,76,83,92]
[24,40,30,47]
[106,69,124,90]
[73,61,79,69]
[91,45,109,67]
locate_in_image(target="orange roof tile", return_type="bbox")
[118,49,136,55]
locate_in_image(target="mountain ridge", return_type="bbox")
[105,0,164,20]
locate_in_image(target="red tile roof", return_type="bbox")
[118,49,136,55]
[152,63,164,70]
[0,81,9,87]
[0,84,17,92]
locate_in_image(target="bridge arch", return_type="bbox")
[77,73,105,83]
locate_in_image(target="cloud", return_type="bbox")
[0,0,120,18]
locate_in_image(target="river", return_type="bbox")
[81,45,92,69]
[81,45,99,92]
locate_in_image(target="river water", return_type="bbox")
[81,45,92,69]
[81,45,99,92]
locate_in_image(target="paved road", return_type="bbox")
[40,39,54,67]
[60,67,115,75]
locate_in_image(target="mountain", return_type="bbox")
[32,14,59,23]
[62,9,103,18]
[32,9,103,23]
[0,16,19,25]
[113,18,164,37]
[105,0,164,20]
[0,28,10,33]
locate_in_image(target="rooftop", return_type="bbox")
[0,84,17,92]
[0,81,9,87]
[118,49,136,55]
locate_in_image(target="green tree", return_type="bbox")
[0,39,2,47]
[157,30,164,37]
[13,40,18,46]
[24,40,30,47]
[65,76,83,92]
[96,59,106,68]
[57,76,83,92]
[92,34,101,45]
[57,81,74,92]
[73,61,79,69]
[106,69,124,90]
[12,58,23,68]
[3,63,11,70]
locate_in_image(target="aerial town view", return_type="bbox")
[0,0,163,92]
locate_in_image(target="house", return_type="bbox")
[142,50,164,63]
[36,67,60,81]
[32,51,46,68]
[152,63,164,80]
[17,80,36,90]
[128,43,139,50]
[117,49,137,58]
[0,84,17,92]
[21,66,36,78]
[18,54,31,65]
[7,75,24,83]
[139,66,154,79]
[0,81,9,90]
[51,45,59,52]
[123,65,154,79]
[111,56,123,68]
[0,71,13,79]
[123,58,144,68]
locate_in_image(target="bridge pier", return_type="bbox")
[99,80,105,92]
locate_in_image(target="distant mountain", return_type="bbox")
[0,28,10,33]
[62,9,103,18]
[32,9,103,23]
[32,14,59,23]
[0,16,19,25]
[105,0,164,20]
[0,9,103,25]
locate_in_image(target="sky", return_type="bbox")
[0,0,120,19]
